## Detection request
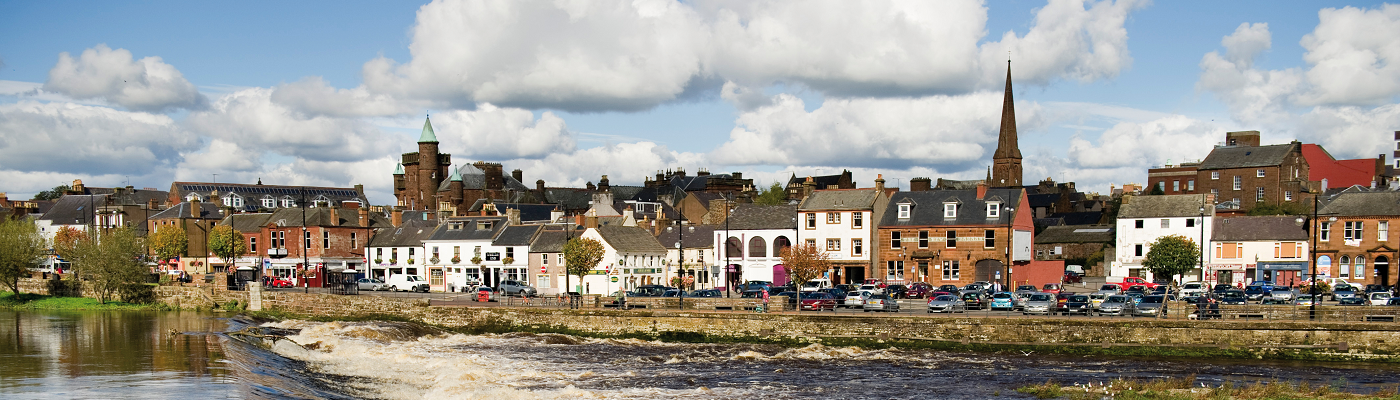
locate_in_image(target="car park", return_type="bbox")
[1260,297,1289,305]
[1364,284,1389,295]
[1126,285,1148,295]
[1387,298,1400,306]
[689,289,722,298]
[926,294,967,313]
[1054,292,1073,313]
[1219,290,1247,305]
[1211,284,1234,296]
[355,278,385,291]
[1023,293,1056,315]
[938,284,961,293]
[799,292,838,311]
[1095,284,1122,295]
[885,284,910,299]
[989,292,1016,311]
[817,288,847,299]
[1134,295,1167,317]
[1042,283,1062,295]
[1369,292,1393,306]
[634,285,672,297]
[800,279,832,292]
[1014,292,1032,310]
[1088,293,1108,310]
[1270,287,1295,302]
[858,284,883,295]
[1015,285,1038,295]
[1097,295,1136,316]
[964,283,990,295]
[1063,295,1092,315]
[904,282,934,299]
[863,293,900,312]
[1338,297,1368,306]
[1124,292,1144,305]
[843,291,871,308]
[961,291,989,310]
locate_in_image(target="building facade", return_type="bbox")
[1313,188,1400,288]
[1210,216,1310,286]
[875,185,1033,287]
[1114,194,1215,282]
[796,181,888,285]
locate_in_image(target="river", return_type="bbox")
[2,310,1399,399]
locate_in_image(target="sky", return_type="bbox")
[2,0,1399,206]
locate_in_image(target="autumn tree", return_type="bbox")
[69,227,148,303]
[779,242,831,312]
[52,226,88,277]
[149,225,189,263]
[208,226,246,269]
[1142,235,1200,285]
[562,237,604,295]
[0,218,45,294]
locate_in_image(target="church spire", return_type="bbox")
[991,60,1023,187]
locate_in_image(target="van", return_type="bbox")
[800,279,832,292]
[386,274,429,293]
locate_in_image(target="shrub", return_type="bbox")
[46,279,82,297]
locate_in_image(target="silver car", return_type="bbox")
[926,294,967,313]
[844,291,871,308]
[1270,287,1295,302]
[1023,293,1056,315]
[499,280,537,297]
[1098,295,1136,316]
[863,293,901,312]
[356,278,386,291]
[1133,295,1167,317]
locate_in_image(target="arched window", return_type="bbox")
[1355,256,1365,279]
[1317,255,1332,277]
[726,237,742,259]
[773,236,791,255]
[749,237,767,258]
[1340,256,1351,277]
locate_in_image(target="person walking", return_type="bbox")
[761,289,770,313]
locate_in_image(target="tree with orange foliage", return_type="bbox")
[779,242,831,312]
[52,226,88,275]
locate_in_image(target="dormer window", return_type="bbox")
[986,202,1000,218]
[478,221,494,230]
[281,197,296,208]
[898,204,911,219]
[262,196,275,209]
[185,193,203,202]
[944,203,957,218]
[222,194,243,208]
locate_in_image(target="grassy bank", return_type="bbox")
[0,292,173,311]
[1018,376,1400,399]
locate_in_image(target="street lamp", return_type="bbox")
[669,221,694,310]
[1199,200,1206,287]
[1004,205,1013,291]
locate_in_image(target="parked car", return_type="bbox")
[498,280,537,297]
[1211,284,1234,296]
[741,281,774,292]
[475,286,495,302]
[267,277,295,288]
[1331,284,1359,301]
[1063,294,1092,315]
[1106,276,1160,290]
[1095,284,1122,295]
[1134,295,1167,317]
[1270,287,1295,302]
[817,288,847,300]
[1014,292,1032,310]
[386,274,429,292]
[1219,290,1248,305]
[926,294,967,313]
[740,290,765,298]
[1179,282,1206,298]
[904,282,934,299]
[1244,283,1274,301]
[1387,298,1400,306]
[863,293,900,312]
[858,284,884,295]
[1294,294,1317,306]
[800,279,832,292]
[1097,295,1136,316]
[938,284,961,293]
[1042,283,1063,295]
[989,292,1016,311]
[1364,284,1390,295]
[1261,297,1289,305]
[1015,285,1038,296]
[1054,292,1074,313]
[1088,293,1108,310]
[961,291,989,310]
[634,285,672,297]
[834,284,859,294]
[1338,297,1368,306]
[1063,270,1083,284]
[1369,292,1393,306]
[1125,292,1145,305]
[963,283,990,295]
[799,292,837,311]
[844,291,871,308]
[1023,293,1056,315]
[689,289,722,298]
[355,278,385,291]
[885,284,909,299]
[1125,285,1148,295]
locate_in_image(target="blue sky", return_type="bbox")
[2,0,1398,205]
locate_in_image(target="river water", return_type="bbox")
[3,311,1400,399]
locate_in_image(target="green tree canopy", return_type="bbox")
[33,185,71,201]
[1142,235,1200,284]
[208,226,246,267]
[70,227,147,303]
[755,182,787,205]
[562,237,604,293]
[149,225,189,262]
[0,218,46,294]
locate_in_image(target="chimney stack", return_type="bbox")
[875,174,886,194]
[329,203,340,226]
[392,208,403,227]
[358,206,370,228]
[512,169,523,184]
[910,177,932,192]
[189,198,201,218]
[976,180,988,200]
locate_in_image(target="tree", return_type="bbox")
[562,237,605,295]
[1142,235,1200,285]
[208,226,246,269]
[69,227,147,303]
[33,185,71,201]
[52,226,88,276]
[149,225,189,263]
[779,243,831,312]
[1248,202,1305,216]
[0,218,45,294]
[1147,184,1165,195]
[755,182,787,205]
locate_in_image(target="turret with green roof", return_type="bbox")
[419,115,439,143]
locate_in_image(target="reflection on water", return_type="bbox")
[4,311,1400,399]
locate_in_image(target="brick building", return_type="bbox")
[393,116,533,213]
[1195,132,1310,212]
[1146,163,1200,195]
[1032,225,1114,277]
[875,183,1033,287]
[222,204,389,286]
[1313,187,1399,288]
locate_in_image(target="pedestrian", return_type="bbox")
[761,288,770,312]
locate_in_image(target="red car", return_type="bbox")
[904,282,934,299]
[863,279,888,289]
[267,278,294,288]
[799,292,838,311]
[1042,283,1063,295]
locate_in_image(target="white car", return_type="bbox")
[1179,282,1206,298]
[1369,292,1393,306]
[857,284,883,295]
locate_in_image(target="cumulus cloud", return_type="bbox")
[430,104,576,160]
[1066,115,1219,169]
[270,77,420,118]
[363,0,1144,111]
[0,101,196,175]
[184,87,392,163]
[509,142,706,188]
[710,91,1042,171]
[1295,5,1400,106]
[43,44,205,112]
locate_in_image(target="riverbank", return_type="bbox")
[1018,376,1400,400]
[0,291,174,311]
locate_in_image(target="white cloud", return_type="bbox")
[1296,5,1400,106]
[976,0,1146,87]
[710,91,1043,171]
[510,142,706,188]
[430,104,577,160]
[270,77,420,118]
[183,88,393,163]
[1297,104,1400,159]
[0,101,196,175]
[719,81,773,111]
[1066,115,1220,169]
[42,44,205,112]
[1221,22,1271,67]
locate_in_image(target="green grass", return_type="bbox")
[0,291,172,311]
[1020,377,1400,400]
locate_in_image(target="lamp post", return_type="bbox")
[724,193,733,298]
[301,187,309,294]
[670,221,694,310]
[1310,193,1319,320]
[1199,200,1206,288]
[1004,205,1013,291]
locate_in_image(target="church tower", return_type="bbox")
[991,61,1023,188]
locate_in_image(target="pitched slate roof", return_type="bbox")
[493,225,541,246]
[596,225,667,253]
[37,195,105,224]
[1035,225,1115,244]
[725,204,798,230]
[787,173,845,188]
[149,201,224,220]
[368,223,439,248]
[1197,143,1297,170]
[656,225,716,249]
[427,216,509,241]
[542,188,593,210]
[438,164,531,192]
[530,229,570,253]
[1318,189,1400,217]
[495,203,559,222]
[935,178,983,190]
[1117,194,1212,218]
[878,189,1022,227]
[250,207,390,228]
[798,189,879,211]
[170,182,366,213]
[1212,216,1309,241]
[220,213,273,233]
